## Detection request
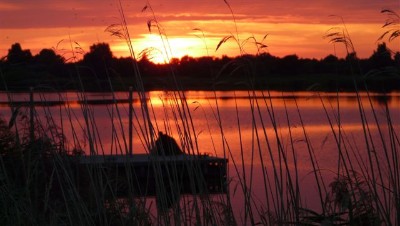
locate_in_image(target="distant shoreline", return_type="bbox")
[1,42,399,93]
[1,88,398,108]
[2,74,399,93]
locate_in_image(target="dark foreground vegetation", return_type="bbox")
[0,116,229,225]
[1,42,399,92]
[1,5,399,226]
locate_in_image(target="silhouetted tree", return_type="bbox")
[279,54,299,75]
[320,54,340,73]
[170,58,180,66]
[81,43,114,80]
[322,54,339,63]
[344,52,360,74]
[34,49,64,66]
[83,43,113,65]
[138,53,154,67]
[345,52,358,62]
[7,43,33,64]
[138,53,157,77]
[180,55,195,64]
[31,48,68,85]
[368,42,392,68]
[0,41,399,92]
[256,53,278,75]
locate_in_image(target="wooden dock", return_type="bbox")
[72,154,228,198]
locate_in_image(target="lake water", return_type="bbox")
[1,90,399,221]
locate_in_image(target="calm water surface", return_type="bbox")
[1,90,399,216]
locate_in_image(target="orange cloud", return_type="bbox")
[0,0,399,60]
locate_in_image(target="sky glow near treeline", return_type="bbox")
[0,0,399,63]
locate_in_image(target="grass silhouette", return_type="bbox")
[0,2,399,225]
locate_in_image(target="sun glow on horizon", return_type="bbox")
[2,4,399,62]
[124,34,212,64]
[110,31,263,64]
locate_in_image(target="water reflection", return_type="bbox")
[1,93,398,140]
[1,90,399,214]
[1,91,399,154]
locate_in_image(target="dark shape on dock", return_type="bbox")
[150,131,184,156]
[74,154,228,198]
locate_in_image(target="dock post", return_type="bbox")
[29,87,35,141]
[129,86,133,155]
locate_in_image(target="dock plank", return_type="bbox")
[73,154,228,197]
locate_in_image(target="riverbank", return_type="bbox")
[2,71,400,93]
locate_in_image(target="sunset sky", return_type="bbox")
[1,0,399,63]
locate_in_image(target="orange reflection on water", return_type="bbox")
[0,90,399,217]
[0,90,398,169]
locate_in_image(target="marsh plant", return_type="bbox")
[1,2,400,225]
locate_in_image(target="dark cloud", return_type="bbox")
[1,0,398,29]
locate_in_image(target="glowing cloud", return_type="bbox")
[0,0,399,60]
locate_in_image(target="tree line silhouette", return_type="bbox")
[0,42,399,92]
